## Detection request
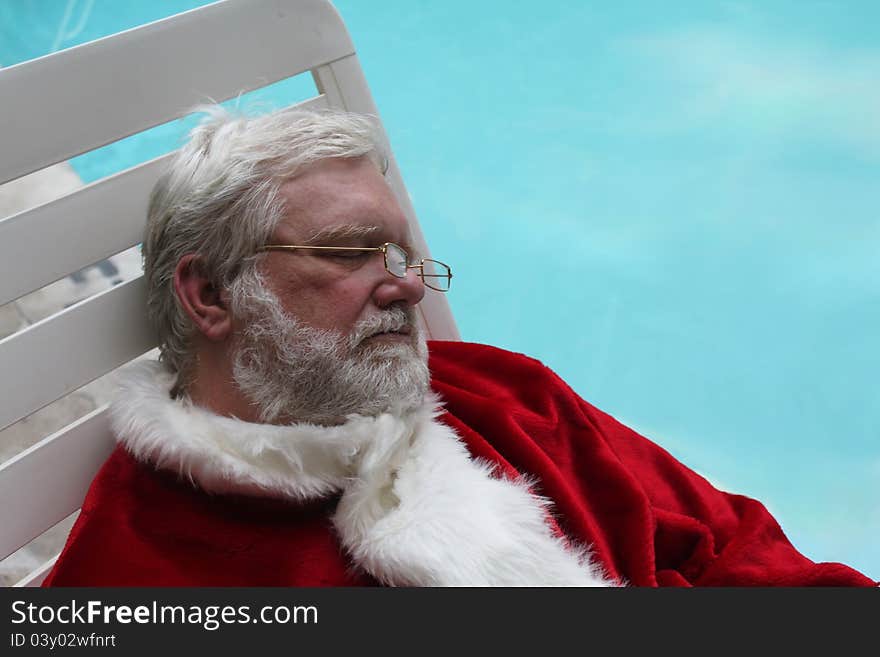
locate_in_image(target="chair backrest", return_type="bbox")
[0,0,459,586]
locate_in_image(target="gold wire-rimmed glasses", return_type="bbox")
[257,242,453,292]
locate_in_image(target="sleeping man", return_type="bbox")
[45,106,876,586]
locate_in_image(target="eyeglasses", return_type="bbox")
[257,242,452,292]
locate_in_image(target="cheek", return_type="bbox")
[324,284,374,324]
[295,283,375,332]
[259,261,377,330]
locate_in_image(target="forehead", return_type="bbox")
[273,156,410,243]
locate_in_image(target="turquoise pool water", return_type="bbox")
[2,0,877,579]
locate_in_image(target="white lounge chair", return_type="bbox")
[0,0,459,586]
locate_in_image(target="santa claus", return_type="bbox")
[45,106,875,587]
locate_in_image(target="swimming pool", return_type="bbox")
[2,0,877,579]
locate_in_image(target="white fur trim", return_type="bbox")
[112,361,616,587]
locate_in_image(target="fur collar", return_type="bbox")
[112,361,616,587]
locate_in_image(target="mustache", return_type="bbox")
[349,307,416,347]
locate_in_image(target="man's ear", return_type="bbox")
[173,254,233,342]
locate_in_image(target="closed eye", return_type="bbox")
[324,250,371,258]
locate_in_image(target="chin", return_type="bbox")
[359,336,425,361]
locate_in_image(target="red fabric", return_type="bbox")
[44,341,875,587]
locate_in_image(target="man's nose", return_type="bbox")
[372,267,426,308]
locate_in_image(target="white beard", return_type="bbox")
[229,271,430,425]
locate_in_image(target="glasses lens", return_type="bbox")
[385,243,408,277]
[420,259,451,291]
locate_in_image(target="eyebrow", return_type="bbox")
[304,223,382,245]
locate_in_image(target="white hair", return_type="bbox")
[142,104,389,381]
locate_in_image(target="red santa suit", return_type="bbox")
[44,341,875,587]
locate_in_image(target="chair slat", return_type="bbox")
[0,94,329,307]
[0,158,163,307]
[0,407,114,561]
[0,278,154,431]
[14,556,59,587]
[0,0,353,184]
